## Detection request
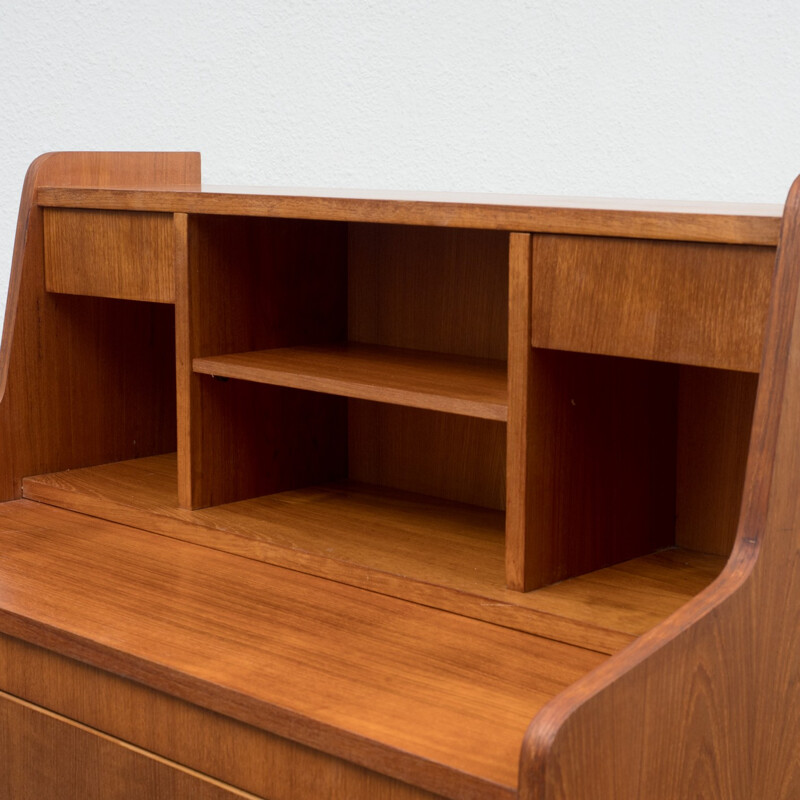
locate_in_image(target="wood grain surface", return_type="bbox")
[530,235,774,371]
[0,690,258,799]
[512,349,679,590]
[36,185,782,245]
[348,223,508,360]
[348,402,507,510]
[183,214,348,508]
[519,175,800,800]
[44,208,175,303]
[345,222,509,511]
[0,152,198,502]
[23,454,725,655]
[193,343,508,421]
[174,212,192,507]
[0,634,444,800]
[506,232,535,589]
[3,152,790,800]
[676,366,758,556]
[0,499,606,800]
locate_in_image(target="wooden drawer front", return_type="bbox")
[44,208,175,303]
[0,690,255,800]
[530,234,774,371]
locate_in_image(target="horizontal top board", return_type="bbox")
[36,185,783,245]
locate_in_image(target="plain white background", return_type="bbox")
[1,0,799,327]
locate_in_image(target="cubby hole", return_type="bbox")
[520,347,756,583]
[44,292,177,465]
[184,214,509,517]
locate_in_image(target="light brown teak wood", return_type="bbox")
[506,232,537,589]
[346,223,508,509]
[0,152,198,501]
[519,175,800,799]
[37,185,783,245]
[0,690,260,800]
[193,343,509,421]
[0,634,443,800]
[0,500,604,800]
[675,366,758,555]
[1,151,799,799]
[21,453,725,655]
[531,235,774,371]
[182,214,348,509]
[44,208,176,302]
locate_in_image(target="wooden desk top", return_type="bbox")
[0,499,606,800]
[36,184,782,245]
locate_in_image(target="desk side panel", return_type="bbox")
[519,176,800,800]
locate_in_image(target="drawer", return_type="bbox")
[0,690,255,800]
[44,208,175,303]
[530,234,774,371]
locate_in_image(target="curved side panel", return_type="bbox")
[519,175,800,800]
[0,152,200,500]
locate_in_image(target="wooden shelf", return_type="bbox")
[22,454,727,656]
[193,344,509,421]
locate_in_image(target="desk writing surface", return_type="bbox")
[0,499,605,799]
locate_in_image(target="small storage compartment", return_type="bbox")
[44,208,175,303]
[530,234,774,371]
[180,215,509,521]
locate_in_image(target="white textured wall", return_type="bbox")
[1,0,799,325]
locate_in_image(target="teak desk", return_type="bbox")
[0,152,798,799]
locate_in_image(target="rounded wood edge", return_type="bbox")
[517,173,800,800]
[0,153,57,403]
[517,540,759,798]
[736,173,800,552]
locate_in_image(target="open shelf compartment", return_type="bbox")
[178,215,510,529]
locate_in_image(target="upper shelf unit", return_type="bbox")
[36,187,775,598]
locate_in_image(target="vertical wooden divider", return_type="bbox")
[506,233,533,591]
[174,213,192,509]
